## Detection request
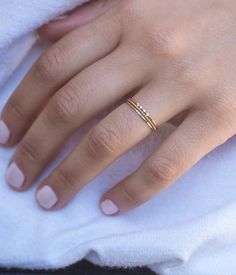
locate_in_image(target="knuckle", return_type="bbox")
[55,168,77,191]
[140,28,185,61]
[49,86,79,125]
[145,157,178,184]
[87,126,122,159]
[35,47,66,82]
[19,138,42,165]
[119,182,140,206]
[6,96,25,122]
[120,2,185,60]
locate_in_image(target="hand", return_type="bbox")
[1,0,236,216]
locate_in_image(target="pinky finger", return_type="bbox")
[38,0,118,42]
[100,110,229,216]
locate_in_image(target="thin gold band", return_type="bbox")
[126,98,158,132]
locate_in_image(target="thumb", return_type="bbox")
[38,0,118,42]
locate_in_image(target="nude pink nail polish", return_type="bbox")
[101,199,119,215]
[6,162,25,188]
[36,185,58,209]
[0,120,10,144]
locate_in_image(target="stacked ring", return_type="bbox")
[126,97,158,132]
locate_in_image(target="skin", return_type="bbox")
[1,0,236,215]
[38,0,119,42]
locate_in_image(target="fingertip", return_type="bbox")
[100,198,120,216]
[6,161,25,188]
[36,185,58,210]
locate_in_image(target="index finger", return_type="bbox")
[0,12,120,146]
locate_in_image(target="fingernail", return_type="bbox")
[101,199,119,215]
[6,162,25,189]
[36,185,58,209]
[0,120,10,144]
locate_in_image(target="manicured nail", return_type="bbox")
[101,199,119,215]
[6,162,25,189]
[36,185,58,209]
[0,120,10,144]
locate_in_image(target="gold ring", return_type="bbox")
[126,97,158,132]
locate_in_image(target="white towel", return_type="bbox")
[0,0,89,88]
[1,1,236,275]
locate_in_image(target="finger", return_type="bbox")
[0,12,120,146]
[34,82,191,210]
[6,46,148,191]
[38,0,119,42]
[100,110,228,215]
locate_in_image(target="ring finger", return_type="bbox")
[35,82,192,210]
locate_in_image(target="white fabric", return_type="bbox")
[0,1,236,274]
[0,0,89,88]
